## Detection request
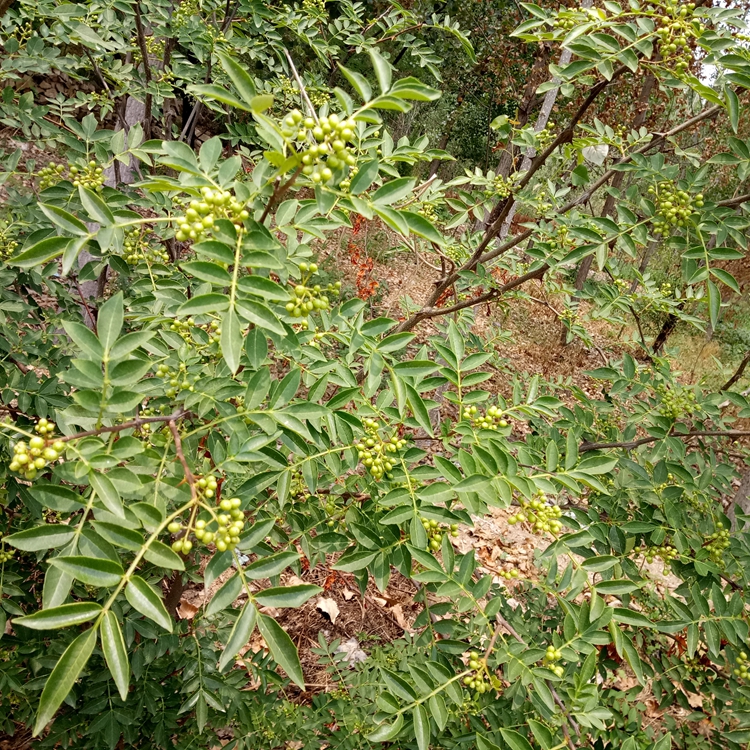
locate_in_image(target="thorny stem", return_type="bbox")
[169,419,197,500]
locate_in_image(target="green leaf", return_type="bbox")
[206,571,242,616]
[39,204,88,235]
[14,602,102,630]
[372,178,416,206]
[177,293,230,316]
[218,50,257,104]
[218,601,258,670]
[181,261,232,285]
[63,321,104,360]
[33,627,97,736]
[350,160,379,194]
[401,210,445,245]
[125,575,173,631]
[339,64,372,102]
[254,584,322,608]
[189,84,254,112]
[429,694,448,731]
[413,704,430,750]
[581,555,619,572]
[710,267,740,293]
[50,556,123,587]
[612,607,654,628]
[236,298,285,335]
[101,611,129,701]
[89,471,124,517]
[79,187,114,225]
[222,308,244,374]
[144,540,185,570]
[367,713,404,742]
[707,279,721,328]
[97,293,124,352]
[11,236,70,268]
[405,382,433,436]
[238,276,290,301]
[91,521,144,551]
[109,331,154,359]
[369,48,392,94]
[244,550,299,580]
[4,525,75,552]
[257,613,305,688]
[499,728,534,750]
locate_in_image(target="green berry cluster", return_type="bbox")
[37,161,66,189]
[656,384,697,419]
[544,645,565,677]
[734,650,750,680]
[9,420,65,480]
[0,220,18,261]
[123,228,169,265]
[498,567,520,581]
[170,495,245,554]
[322,496,346,529]
[174,187,249,242]
[417,203,438,222]
[445,245,470,264]
[420,516,459,551]
[168,317,221,346]
[355,419,407,480]
[552,13,576,31]
[508,493,563,535]
[463,652,492,696]
[285,264,341,318]
[648,181,703,234]
[0,544,15,564]
[281,110,357,184]
[634,544,679,573]
[154,362,199,398]
[172,0,200,31]
[536,122,558,149]
[70,161,105,191]
[302,0,325,13]
[462,404,508,430]
[705,523,730,565]
[290,471,310,501]
[652,0,703,73]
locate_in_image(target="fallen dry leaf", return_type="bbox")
[390,603,410,630]
[342,588,356,601]
[177,599,199,620]
[316,597,340,624]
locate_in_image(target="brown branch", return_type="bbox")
[580,429,750,452]
[717,193,750,208]
[722,350,750,392]
[260,166,302,225]
[396,264,547,331]
[168,419,197,500]
[44,409,187,443]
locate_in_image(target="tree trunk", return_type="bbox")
[728,469,750,531]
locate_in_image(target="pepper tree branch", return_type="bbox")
[394,90,726,334]
[721,351,750,392]
[46,409,187,443]
[580,429,750,452]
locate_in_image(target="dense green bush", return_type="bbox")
[2,1,750,748]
